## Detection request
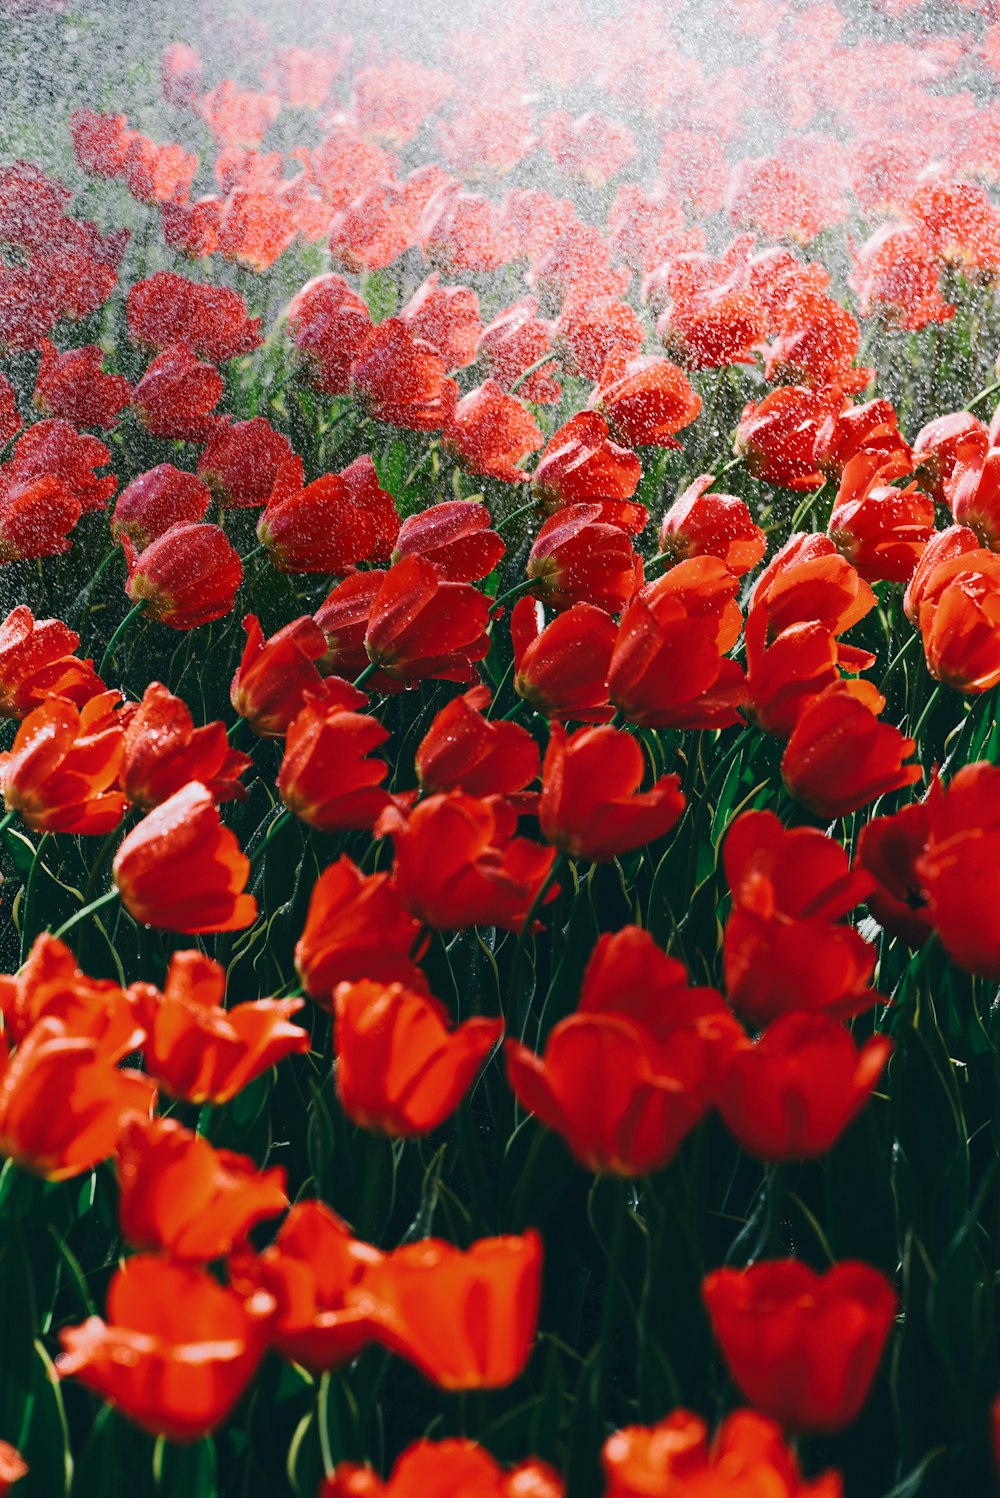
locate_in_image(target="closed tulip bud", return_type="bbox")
[539,722,685,861]
[111,464,211,548]
[198,417,296,509]
[132,343,224,441]
[279,694,390,833]
[392,500,505,583]
[294,856,428,1006]
[782,681,920,818]
[415,685,539,797]
[125,522,243,630]
[511,597,616,723]
[365,557,491,684]
[528,504,642,613]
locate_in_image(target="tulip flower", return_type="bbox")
[278,694,390,833]
[0,933,138,1049]
[602,1409,843,1498]
[314,572,387,680]
[0,691,127,834]
[57,1257,274,1441]
[912,411,987,503]
[128,950,309,1103]
[856,802,934,948]
[364,557,491,683]
[350,318,459,431]
[478,296,560,404]
[539,723,685,861]
[0,1444,26,1496]
[589,352,701,449]
[915,549,1000,695]
[0,1017,154,1180]
[702,1260,897,1433]
[716,1014,892,1162]
[198,417,296,509]
[294,857,428,1005]
[287,273,373,395]
[527,504,642,614]
[131,344,224,442]
[33,338,132,429]
[827,454,934,584]
[735,385,829,491]
[126,271,262,362]
[111,464,211,547]
[376,793,557,931]
[0,474,80,563]
[916,762,1000,977]
[723,808,879,1027]
[322,1440,564,1498]
[125,522,243,629]
[0,605,104,719]
[122,681,251,809]
[333,980,502,1135]
[5,419,117,512]
[557,295,644,380]
[231,614,355,738]
[443,380,543,483]
[660,474,766,576]
[113,782,257,933]
[400,273,483,369]
[814,397,913,481]
[531,411,644,533]
[392,500,505,583]
[415,685,539,797]
[116,1115,287,1261]
[511,598,616,723]
[782,682,921,817]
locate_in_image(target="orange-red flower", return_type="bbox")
[116,1115,287,1260]
[111,464,211,548]
[478,297,560,404]
[511,597,616,723]
[723,809,878,1027]
[527,504,642,614]
[702,1260,897,1433]
[376,793,557,932]
[782,681,920,817]
[314,572,387,681]
[735,386,830,492]
[360,1231,542,1389]
[350,319,458,431]
[539,723,684,861]
[259,457,399,574]
[4,418,117,513]
[0,605,103,719]
[0,691,127,834]
[113,782,257,933]
[57,1257,274,1442]
[294,857,428,1005]
[815,397,913,481]
[716,1014,892,1163]
[0,933,137,1048]
[392,500,504,583]
[364,557,491,683]
[827,455,934,584]
[231,613,348,737]
[125,522,243,629]
[556,296,644,381]
[0,1443,26,1496]
[333,980,502,1136]
[912,544,1000,695]
[947,444,1000,549]
[660,474,766,577]
[128,949,309,1103]
[443,381,543,483]
[400,273,482,370]
[279,694,390,833]
[127,271,262,362]
[849,225,954,331]
[122,680,251,809]
[0,1016,154,1180]
[287,273,374,396]
[415,685,539,797]
[603,1409,842,1498]
[912,411,988,503]
[131,344,224,442]
[532,412,644,533]
[0,473,80,563]
[608,557,747,729]
[322,1440,563,1498]
[589,353,701,449]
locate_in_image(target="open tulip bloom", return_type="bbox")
[2,4,1000,1494]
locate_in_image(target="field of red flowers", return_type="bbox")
[2,0,1000,1492]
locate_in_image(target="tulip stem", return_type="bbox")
[509,354,558,394]
[68,544,122,622]
[352,661,379,688]
[496,498,540,532]
[788,479,827,533]
[242,543,267,564]
[52,887,120,943]
[493,578,538,609]
[98,601,146,680]
[910,683,944,753]
[0,810,15,838]
[967,379,1000,413]
[878,627,922,694]
[512,853,567,1040]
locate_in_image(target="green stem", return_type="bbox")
[512,852,567,1039]
[98,601,146,680]
[911,682,944,752]
[493,578,538,609]
[788,479,828,533]
[19,830,52,963]
[496,497,540,532]
[248,807,293,872]
[967,379,1000,413]
[0,810,16,838]
[509,354,558,394]
[68,545,122,621]
[52,886,119,943]
[878,627,922,694]
[352,660,379,688]
[242,543,267,565]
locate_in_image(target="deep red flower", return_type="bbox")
[114,782,257,933]
[392,500,504,583]
[57,1257,274,1442]
[511,598,617,723]
[0,474,79,563]
[539,723,684,861]
[532,412,644,533]
[814,397,913,481]
[231,613,348,738]
[443,381,543,484]
[856,802,934,948]
[376,793,557,931]
[334,980,502,1136]
[69,107,132,177]
[703,1260,897,1433]
[4,418,116,512]
[556,296,644,382]
[912,411,988,503]
[128,949,308,1101]
[127,271,262,362]
[716,1014,892,1163]
[722,808,878,1027]
[478,297,561,405]
[258,461,393,575]
[33,339,132,429]
[415,685,539,797]
[527,504,642,613]
[350,319,459,431]
[279,694,390,833]
[111,464,211,548]
[198,417,295,510]
[122,133,198,206]
[827,455,934,584]
[589,353,701,449]
[608,557,747,729]
[132,343,224,442]
[287,273,373,396]
[125,522,242,629]
[782,681,921,817]
[122,680,251,810]
[917,763,1000,977]
[364,557,491,684]
[313,572,387,680]
[735,386,831,491]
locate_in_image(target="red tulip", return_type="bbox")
[660,474,766,577]
[121,680,251,809]
[511,597,616,723]
[231,613,351,738]
[294,857,428,1006]
[782,681,920,817]
[527,504,642,613]
[415,684,539,797]
[443,380,543,483]
[198,417,295,509]
[539,723,684,861]
[278,694,390,833]
[0,691,127,834]
[125,522,243,629]
[532,411,644,533]
[364,557,491,684]
[111,464,211,548]
[0,605,104,719]
[589,352,701,449]
[132,344,223,442]
[392,501,504,583]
